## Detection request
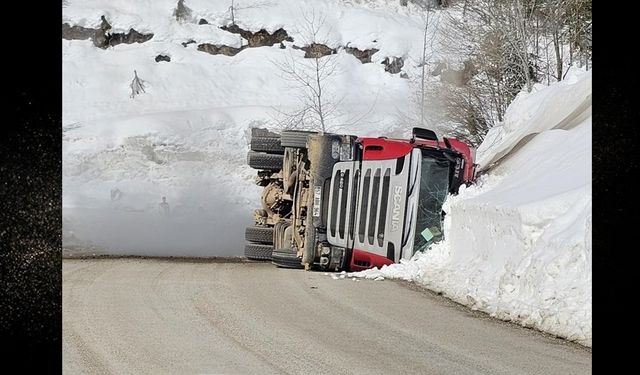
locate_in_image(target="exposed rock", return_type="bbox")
[400,72,409,79]
[344,47,379,64]
[250,28,292,47]
[62,17,153,48]
[100,29,154,49]
[193,23,414,80]
[62,23,94,40]
[381,56,404,74]
[300,43,335,58]
[221,24,293,47]
[155,54,171,62]
[181,39,196,47]
[198,18,209,25]
[197,25,294,58]
[197,43,244,56]
[220,24,253,39]
[92,15,112,47]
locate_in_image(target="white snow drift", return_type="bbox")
[352,68,592,347]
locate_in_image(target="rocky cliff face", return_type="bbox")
[63,16,409,76]
[62,16,153,49]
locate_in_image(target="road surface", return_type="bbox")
[63,258,591,374]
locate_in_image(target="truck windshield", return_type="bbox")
[413,152,450,252]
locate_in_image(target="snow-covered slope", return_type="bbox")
[63,0,437,255]
[351,68,592,347]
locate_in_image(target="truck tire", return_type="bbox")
[247,151,283,171]
[271,249,304,269]
[280,130,317,149]
[250,136,284,154]
[244,243,273,260]
[245,226,274,244]
[251,128,279,138]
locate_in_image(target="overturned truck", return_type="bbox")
[245,128,475,272]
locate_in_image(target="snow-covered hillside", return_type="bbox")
[351,68,592,347]
[63,0,435,255]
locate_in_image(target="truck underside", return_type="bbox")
[245,128,474,272]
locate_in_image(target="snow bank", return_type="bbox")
[476,68,592,170]
[351,68,592,347]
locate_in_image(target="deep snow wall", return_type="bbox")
[353,69,592,347]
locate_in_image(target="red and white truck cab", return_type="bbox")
[245,128,475,272]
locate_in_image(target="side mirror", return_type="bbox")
[412,127,438,142]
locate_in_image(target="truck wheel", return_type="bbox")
[244,243,273,260]
[245,226,274,244]
[247,151,283,171]
[250,128,279,139]
[271,249,304,269]
[251,136,284,154]
[280,130,317,149]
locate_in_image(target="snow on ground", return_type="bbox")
[351,68,592,347]
[63,0,433,255]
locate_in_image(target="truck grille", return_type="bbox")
[326,150,421,263]
[357,168,391,247]
[329,169,351,240]
[327,160,400,258]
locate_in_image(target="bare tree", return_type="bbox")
[227,1,273,25]
[466,0,536,91]
[130,70,147,98]
[536,0,592,80]
[229,0,236,24]
[565,0,592,70]
[413,0,590,146]
[419,8,432,127]
[427,0,540,145]
[272,11,340,132]
[273,54,340,132]
[398,4,446,134]
[441,79,493,147]
[418,4,444,127]
[273,10,381,132]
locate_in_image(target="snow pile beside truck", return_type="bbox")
[352,68,592,347]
